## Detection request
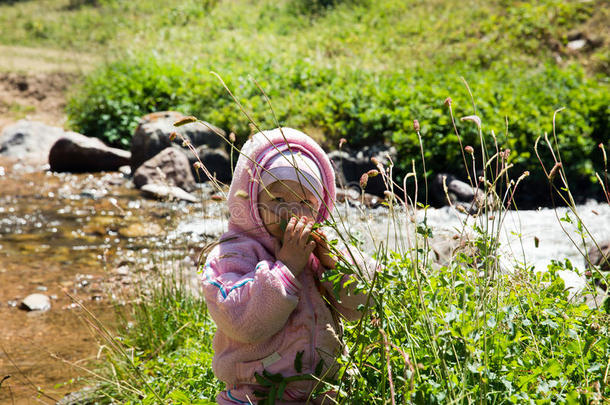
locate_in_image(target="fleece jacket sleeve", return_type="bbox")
[202,259,301,344]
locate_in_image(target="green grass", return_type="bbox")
[83,267,223,404]
[0,0,607,73]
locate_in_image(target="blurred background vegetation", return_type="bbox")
[0,0,608,205]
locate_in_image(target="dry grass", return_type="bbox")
[0,45,99,74]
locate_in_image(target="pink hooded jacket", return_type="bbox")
[202,128,376,403]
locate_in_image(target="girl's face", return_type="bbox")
[257,180,320,240]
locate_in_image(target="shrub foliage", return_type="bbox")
[67,56,608,203]
[93,249,609,403]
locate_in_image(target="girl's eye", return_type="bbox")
[274,197,285,203]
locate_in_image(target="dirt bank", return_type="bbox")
[0,71,76,133]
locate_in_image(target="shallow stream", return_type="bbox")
[0,158,223,404]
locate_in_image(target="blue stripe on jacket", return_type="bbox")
[203,263,255,300]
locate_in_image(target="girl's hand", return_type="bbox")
[275,217,316,277]
[312,229,337,271]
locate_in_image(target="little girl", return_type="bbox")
[202,128,375,404]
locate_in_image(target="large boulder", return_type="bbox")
[187,145,232,184]
[329,145,396,196]
[49,132,131,172]
[0,120,73,163]
[130,111,226,174]
[133,147,196,192]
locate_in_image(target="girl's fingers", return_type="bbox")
[300,221,313,245]
[311,231,328,252]
[310,231,322,244]
[293,216,306,238]
[305,240,316,254]
[284,216,297,241]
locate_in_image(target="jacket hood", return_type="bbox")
[224,127,336,253]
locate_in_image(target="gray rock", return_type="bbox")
[133,147,196,192]
[119,165,131,176]
[585,240,610,291]
[140,183,197,203]
[431,173,492,214]
[329,145,395,196]
[567,39,587,50]
[429,233,478,268]
[19,293,51,312]
[79,188,107,200]
[565,32,603,52]
[57,386,99,405]
[130,111,226,173]
[336,188,381,208]
[0,120,72,162]
[188,145,232,183]
[49,133,131,173]
[583,288,609,311]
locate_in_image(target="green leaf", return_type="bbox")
[169,390,191,403]
[294,351,304,373]
[543,359,562,378]
[315,359,324,376]
[263,369,284,383]
[254,372,272,386]
[277,380,287,400]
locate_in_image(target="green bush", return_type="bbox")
[334,254,610,403]
[67,58,189,148]
[67,55,608,204]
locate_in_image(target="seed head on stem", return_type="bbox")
[548,162,562,181]
[360,173,369,189]
[460,115,481,129]
[173,116,197,127]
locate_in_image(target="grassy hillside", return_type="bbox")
[0,0,608,73]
